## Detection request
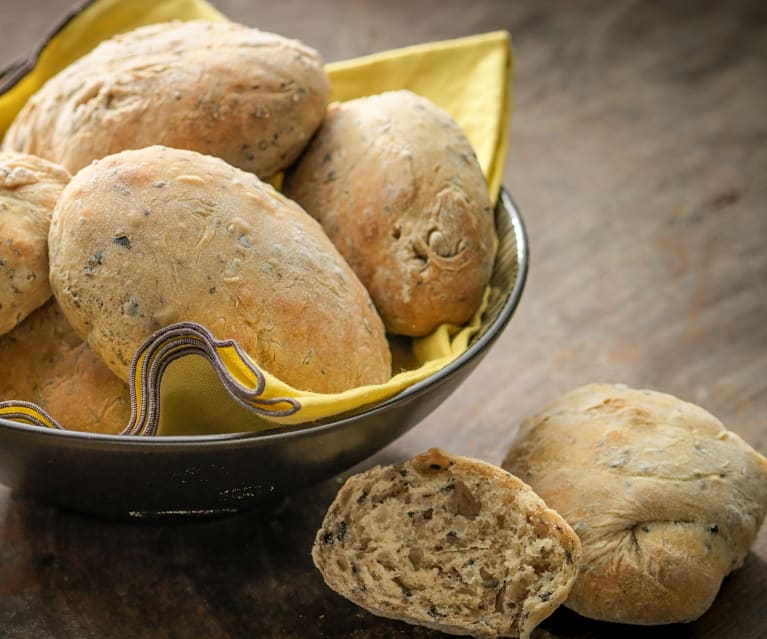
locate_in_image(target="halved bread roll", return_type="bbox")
[313,448,581,638]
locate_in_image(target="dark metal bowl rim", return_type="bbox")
[0,188,528,448]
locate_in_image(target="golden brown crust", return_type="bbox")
[48,145,391,393]
[0,300,130,434]
[313,449,581,638]
[0,152,70,335]
[2,20,330,178]
[502,383,767,625]
[284,90,496,337]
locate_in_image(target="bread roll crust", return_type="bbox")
[0,300,130,434]
[48,145,391,393]
[502,383,767,624]
[0,152,70,335]
[2,20,330,178]
[313,449,581,638]
[284,90,496,336]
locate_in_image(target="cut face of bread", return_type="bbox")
[312,449,581,638]
[502,383,767,625]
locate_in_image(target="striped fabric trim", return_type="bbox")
[0,321,302,436]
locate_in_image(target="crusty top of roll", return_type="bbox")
[285,90,496,337]
[48,145,391,393]
[3,20,330,178]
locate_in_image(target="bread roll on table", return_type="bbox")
[314,448,581,638]
[503,383,767,625]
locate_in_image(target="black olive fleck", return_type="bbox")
[113,236,131,249]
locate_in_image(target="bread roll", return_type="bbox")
[2,20,330,178]
[0,300,130,434]
[0,152,69,335]
[284,90,496,337]
[313,448,581,638]
[49,145,391,393]
[502,383,767,625]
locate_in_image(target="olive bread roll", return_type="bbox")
[502,383,767,625]
[313,448,581,638]
[48,145,391,393]
[0,152,69,335]
[3,20,330,178]
[284,90,496,337]
[0,300,130,434]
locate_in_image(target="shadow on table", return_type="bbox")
[0,471,439,638]
[1,477,765,639]
[535,550,767,639]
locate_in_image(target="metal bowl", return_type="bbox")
[0,189,528,519]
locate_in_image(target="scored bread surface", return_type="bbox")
[313,448,581,638]
[0,152,70,335]
[502,383,767,625]
[285,90,496,337]
[48,145,391,393]
[2,20,330,178]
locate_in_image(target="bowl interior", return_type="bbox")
[0,188,528,517]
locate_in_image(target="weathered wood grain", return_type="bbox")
[0,0,765,637]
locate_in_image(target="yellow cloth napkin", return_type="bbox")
[0,0,512,435]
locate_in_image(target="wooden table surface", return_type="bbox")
[1,0,765,637]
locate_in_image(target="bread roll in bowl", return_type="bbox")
[2,20,330,178]
[0,300,130,434]
[48,145,391,393]
[0,152,69,335]
[284,90,496,337]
